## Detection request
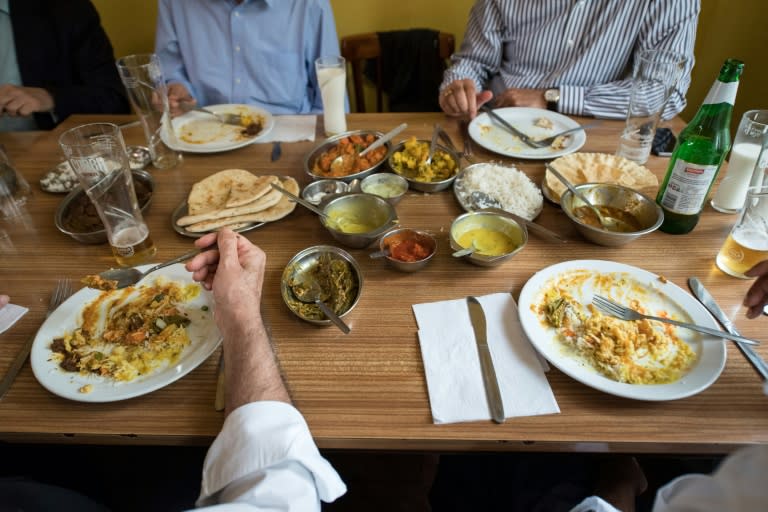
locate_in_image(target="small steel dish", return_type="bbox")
[377,228,437,272]
[55,169,154,244]
[321,193,398,249]
[387,139,461,193]
[304,129,392,183]
[281,245,363,326]
[560,183,663,247]
[301,179,349,206]
[360,172,408,205]
[449,210,528,267]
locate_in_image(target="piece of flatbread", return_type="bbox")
[187,169,273,215]
[545,152,659,202]
[227,175,279,208]
[177,188,282,226]
[185,177,299,233]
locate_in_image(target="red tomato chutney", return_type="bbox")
[383,231,435,262]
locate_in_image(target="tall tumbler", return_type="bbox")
[616,49,687,164]
[59,123,157,267]
[710,110,768,213]
[315,56,347,136]
[116,54,181,170]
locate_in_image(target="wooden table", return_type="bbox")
[1,113,766,453]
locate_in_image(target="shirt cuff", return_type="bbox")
[569,495,623,512]
[558,85,586,117]
[197,401,346,506]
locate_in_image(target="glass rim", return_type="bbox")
[58,122,122,148]
[116,53,159,69]
[742,109,768,127]
[315,55,345,67]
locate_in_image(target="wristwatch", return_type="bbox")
[544,88,560,111]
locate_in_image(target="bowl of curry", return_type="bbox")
[387,137,460,193]
[304,130,391,183]
[377,228,437,272]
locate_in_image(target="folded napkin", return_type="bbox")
[413,292,559,424]
[0,303,28,335]
[261,115,317,143]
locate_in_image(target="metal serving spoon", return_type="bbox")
[544,164,633,232]
[452,240,478,258]
[97,246,212,289]
[469,191,567,244]
[292,278,350,334]
[329,123,408,175]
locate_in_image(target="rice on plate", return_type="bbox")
[453,162,544,220]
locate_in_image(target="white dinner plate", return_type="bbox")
[163,103,274,154]
[517,260,726,401]
[30,263,221,402]
[469,107,586,159]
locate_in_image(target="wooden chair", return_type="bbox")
[341,31,455,113]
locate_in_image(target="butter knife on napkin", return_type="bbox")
[467,296,505,423]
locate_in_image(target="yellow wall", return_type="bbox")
[94,0,765,125]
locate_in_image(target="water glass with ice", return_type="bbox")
[315,56,347,136]
[59,123,157,267]
[616,49,687,164]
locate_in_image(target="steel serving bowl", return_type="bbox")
[304,129,392,183]
[301,179,349,206]
[280,245,363,326]
[360,172,408,205]
[387,139,460,193]
[449,210,528,267]
[377,228,437,272]
[54,169,154,244]
[560,183,664,247]
[321,193,398,249]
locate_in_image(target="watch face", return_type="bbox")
[545,89,560,102]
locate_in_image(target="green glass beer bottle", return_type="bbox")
[656,58,744,234]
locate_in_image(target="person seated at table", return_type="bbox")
[438,0,699,120]
[185,229,347,509]
[155,0,345,117]
[0,0,130,131]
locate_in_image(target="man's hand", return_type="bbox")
[744,260,768,319]
[0,294,9,309]
[0,85,54,116]
[439,79,493,119]
[493,88,547,109]
[167,83,195,117]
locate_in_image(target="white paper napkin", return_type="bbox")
[261,115,317,143]
[0,303,28,335]
[413,292,559,424]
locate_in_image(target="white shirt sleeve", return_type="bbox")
[194,401,347,511]
[569,496,623,512]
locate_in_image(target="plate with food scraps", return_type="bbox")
[517,260,726,401]
[30,263,221,402]
[163,103,274,154]
[453,162,544,220]
[469,107,586,159]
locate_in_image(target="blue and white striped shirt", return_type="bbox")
[442,0,699,120]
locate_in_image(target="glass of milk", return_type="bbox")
[315,56,348,136]
[711,110,768,213]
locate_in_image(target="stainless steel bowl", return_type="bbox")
[281,245,363,326]
[387,139,460,193]
[304,129,392,183]
[377,228,437,272]
[449,211,528,267]
[301,179,349,206]
[560,183,664,247]
[321,193,398,249]
[54,169,154,244]
[360,172,408,205]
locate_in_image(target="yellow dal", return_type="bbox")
[458,228,518,256]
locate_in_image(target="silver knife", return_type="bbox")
[479,105,541,149]
[466,296,506,423]
[688,277,768,380]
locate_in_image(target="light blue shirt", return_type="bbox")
[155,0,344,115]
[0,0,37,131]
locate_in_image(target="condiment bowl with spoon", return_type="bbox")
[329,123,407,176]
[291,277,350,334]
[449,211,527,267]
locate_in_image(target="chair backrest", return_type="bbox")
[341,31,455,113]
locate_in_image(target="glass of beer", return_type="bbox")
[716,183,768,278]
[59,123,157,267]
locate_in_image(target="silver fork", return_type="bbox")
[460,120,476,162]
[591,294,761,346]
[0,279,74,400]
[534,121,601,147]
[181,102,243,126]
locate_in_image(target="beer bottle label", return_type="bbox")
[658,159,719,214]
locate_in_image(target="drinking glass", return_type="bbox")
[715,182,768,279]
[616,49,688,164]
[59,123,157,267]
[711,110,768,213]
[116,53,181,170]
[315,56,347,136]
[0,144,31,219]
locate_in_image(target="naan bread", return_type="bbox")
[185,177,299,233]
[187,169,272,215]
[177,188,282,226]
[545,152,659,202]
[227,175,279,208]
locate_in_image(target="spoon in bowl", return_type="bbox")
[292,278,350,334]
[452,240,478,258]
[469,191,567,244]
[544,164,633,232]
[329,123,408,175]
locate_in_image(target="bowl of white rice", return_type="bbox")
[453,162,543,220]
